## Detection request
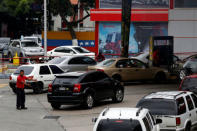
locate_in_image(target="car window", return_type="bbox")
[143,117,151,131]
[48,57,67,64]
[49,65,64,74]
[176,97,186,115]
[54,47,64,53]
[21,42,38,47]
[68,57,83,64]
[39,66,51,75]
[186,95,194,111]
[73,47,90,53]
[97,59,115,67]
[12,41,19,47]
[96,119,142,131]
[53,76,80,85]
[191,94,197,107]
[130,59,146,68]
[116,59,130,68]
[81,57,96,65]
[62,48,75,53]
[14,66,34,75]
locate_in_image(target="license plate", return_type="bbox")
[59,87,65,91]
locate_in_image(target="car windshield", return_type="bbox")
[184,59,197,68]
[14,66,34,75]
[97,59,115,67]
[24,38,37,42]
[137,99,177,115]
[53,76,80,85]
[73,47,90,53]
[96,119,142,131]
[182,78,197,90]
[21,41,39,47]
[48,57,67,64]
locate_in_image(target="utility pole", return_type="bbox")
[121,0,132,58]
[44,0,47,57]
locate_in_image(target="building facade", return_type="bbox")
[90,0,197,58]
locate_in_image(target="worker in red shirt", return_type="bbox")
[16,70,36,110]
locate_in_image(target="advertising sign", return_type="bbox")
[99,22,168,54]
[100,0,169,9]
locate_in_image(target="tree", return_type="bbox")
[50,0,95,39]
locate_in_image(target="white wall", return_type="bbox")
[169,9,197,58]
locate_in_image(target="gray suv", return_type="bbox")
[8,40,44,62]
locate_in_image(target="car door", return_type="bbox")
[67,57,87,72]
[191,94,197,125]
[39,65,54,88]
[185,95,197,125]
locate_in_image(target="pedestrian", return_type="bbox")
[96,51,105,62]
[16,70,36,110]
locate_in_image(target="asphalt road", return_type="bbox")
[0,79,182,131]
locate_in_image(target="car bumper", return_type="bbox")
[9,81,38,89]
[47,93,85,105]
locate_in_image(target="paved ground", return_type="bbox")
[0,79,181,131]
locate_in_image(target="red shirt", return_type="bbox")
[17,75,28,89]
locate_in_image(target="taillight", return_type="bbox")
[176,117,181,126]
[48,84,52,92]
[97,69,104,72]
[9,76,12,80]
[73,84,81,93]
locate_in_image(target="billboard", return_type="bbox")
[100,0,169,9]
[99,22,168,54]
[175,0,197,8]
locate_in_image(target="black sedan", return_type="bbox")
[47,71,124,109]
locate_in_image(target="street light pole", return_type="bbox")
[44,0,47,57]
[121,0,132,58]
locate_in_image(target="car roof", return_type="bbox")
[57,71,87,77]
[99,108,148,120]
[144,91,190,100]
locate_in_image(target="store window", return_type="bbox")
[175,0,197,8]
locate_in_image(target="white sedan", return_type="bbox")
[47,46,95,59]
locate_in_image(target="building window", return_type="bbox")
[175,0,197,8]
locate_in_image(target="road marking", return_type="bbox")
[0,84,8,88]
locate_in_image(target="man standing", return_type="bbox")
[16,70,36,110]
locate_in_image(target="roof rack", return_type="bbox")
[136,107,143,116]
[102,107,110,116]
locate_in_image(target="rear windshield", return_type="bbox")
[73,47,90,53]
[182,78,197,90]
[96,119,142,131]
[137,99,177,115]
[48,57,67,64]
[97,59,115,67]
[14,66,34,75]
[53,76,80,85]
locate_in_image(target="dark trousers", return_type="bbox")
[16,88,25,108]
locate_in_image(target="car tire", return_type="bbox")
[84,94,94,109]
[180,70,187,80]
[112,74,121,82]
[154,72,166,83]
[51,103,61,110]
[112,88,124,103]
[33,82,43,94]
[8,53,12,63]
[185,123,191,131]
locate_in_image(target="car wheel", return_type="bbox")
[112,75,121,82]
[33,82,43,94]
[180,70,186,80]
[185,123,191,131]
[8,53,12,63]
[51,103,61,110]
[112,88,124,103]
[154,72,166,83]
[84,94,94,109]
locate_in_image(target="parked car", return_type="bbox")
[88,58,170,82]
[8,39,44,62]
[47,56,97,72]
[9,64,64,94]
[179,75,197,94]
[137,91,197,131]
[93,108,162,131]
[179,58,197,80]
[47,46,95,59]
[24,36,42,46]
[0,37,10,53]
[47,71,124,109]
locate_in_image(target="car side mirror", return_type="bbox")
[156,119,162,124]
[92,117,98,123]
